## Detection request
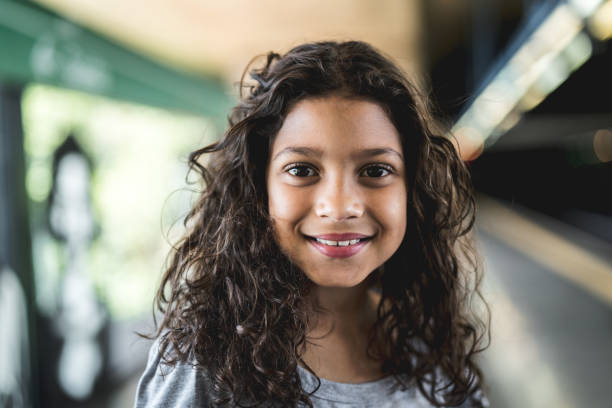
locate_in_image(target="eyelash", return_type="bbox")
[284,163,394,178]
[361,163,394,178]
[286,163,317,177]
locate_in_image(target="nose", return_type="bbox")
[314,174,364,221]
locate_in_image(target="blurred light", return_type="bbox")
[563,31,594,69]
[495,110,522,135]
[26,161,53,202]
[49,153,94,242]
[593,129,612,162]
[452,3,599,155]
[453,126,485,161]
[472,94,512,133]
[518,87,547,111]
[58,339,102,400]
[588,0,612,39]
[532,58,569,99]
[511,4,583,93]
[569,0,604,17]
[485,110,523,149]
[518,32,592,111]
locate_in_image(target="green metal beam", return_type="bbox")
[0,0,234,119]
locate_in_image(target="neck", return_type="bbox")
[307,279,378,336]
[300,281,385,383]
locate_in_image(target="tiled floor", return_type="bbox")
[477,199,612,408]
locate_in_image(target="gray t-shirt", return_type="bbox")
[134,340,487,407]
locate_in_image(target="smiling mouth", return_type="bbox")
[305,234,372,258]
[304,235,373,247]
[313,237,369,246]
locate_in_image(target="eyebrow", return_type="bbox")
[272,146,403,161]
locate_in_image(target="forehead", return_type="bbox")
[270,96,402,155]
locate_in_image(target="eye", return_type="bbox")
[361,164,393,178]
[286,164,317,177]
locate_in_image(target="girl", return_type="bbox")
[135,40,490,407]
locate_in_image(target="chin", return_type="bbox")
[306,269,372,289]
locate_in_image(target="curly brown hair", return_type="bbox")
[152,40,490,407]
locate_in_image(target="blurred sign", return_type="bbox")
[0,0,233,118]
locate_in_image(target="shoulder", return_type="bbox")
[418,370,490,408]
[404,375,489,408]
[134,338,215,408]
[463,389,490,408]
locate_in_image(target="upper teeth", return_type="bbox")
[315,238,362,246]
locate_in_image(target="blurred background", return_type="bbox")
[0,0,611,407]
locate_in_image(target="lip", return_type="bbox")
[306,233,372,258]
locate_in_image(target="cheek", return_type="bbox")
[267,183,309,227]
[376,186,407,239]
[267,185,310,262]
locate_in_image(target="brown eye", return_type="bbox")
[287,165,317,177]
[361,165,392,178]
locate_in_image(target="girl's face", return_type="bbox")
[266,96,407,288]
